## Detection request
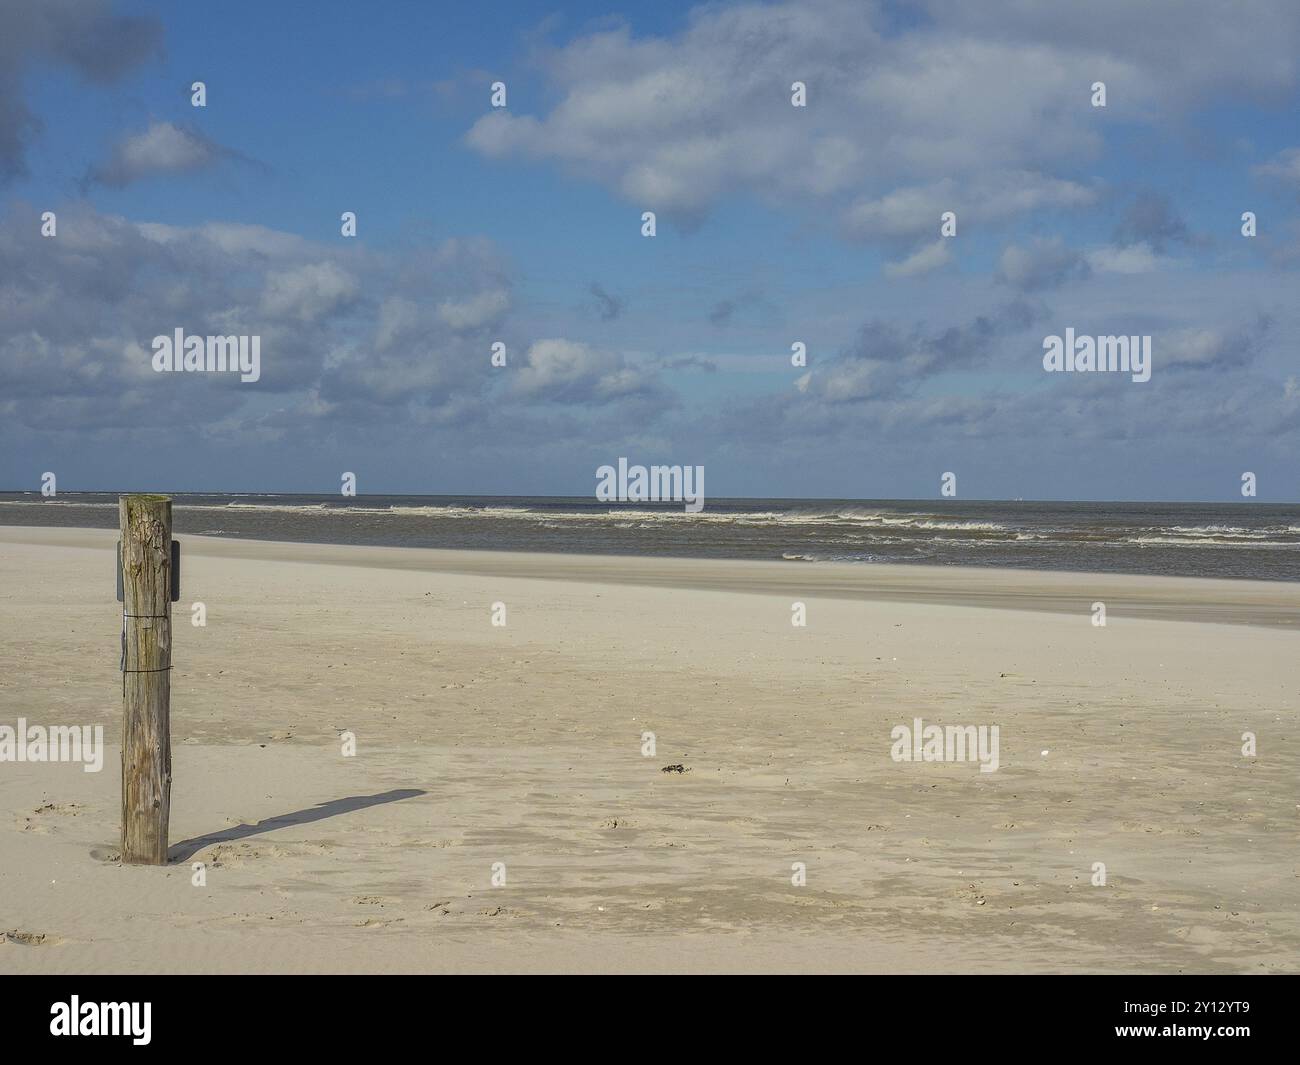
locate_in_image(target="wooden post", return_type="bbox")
[120,494,173,865]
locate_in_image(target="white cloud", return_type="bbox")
[512,338,661,402]
[464,0,1290,239]
[1087,243,1161,274]
[884,239,952,278]
[0,203,527,430]
[846,173,1096,241]
[922,0,1300,100]
[437,288,510,330]
[260,262,359,322]
[89,121,230,186]
[1159,321,1271,370]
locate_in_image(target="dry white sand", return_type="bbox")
[1,526,1297,973]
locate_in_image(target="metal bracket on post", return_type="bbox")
[171,539,181,603]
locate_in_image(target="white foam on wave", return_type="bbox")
[1125,535,1297,548]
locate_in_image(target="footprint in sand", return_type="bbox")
[16,802,83,834]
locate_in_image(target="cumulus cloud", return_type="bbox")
[260,262,360,323]
[731,291,1286,471]
[436,288,510,330]
[845,173,1096,243]
[465,0,1294,240]
[0,203,524,434]
[922,0,1300,99]
[511,338,665,403]
[885,239,953,279]
[5,0,1299,493]
[1159,317,1273,372]
[87,121,235,187]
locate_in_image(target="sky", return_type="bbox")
[1,0,1298,501]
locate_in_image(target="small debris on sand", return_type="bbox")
[2,930,48,946]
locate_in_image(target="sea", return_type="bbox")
[2,493,1298,582]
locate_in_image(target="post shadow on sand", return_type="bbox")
[166,789,426,864]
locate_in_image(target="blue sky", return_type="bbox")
[2,0,1299,500]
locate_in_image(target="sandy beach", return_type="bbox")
[1,525,1296,974]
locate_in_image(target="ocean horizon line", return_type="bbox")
[2,489,1297,507]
